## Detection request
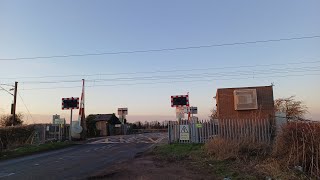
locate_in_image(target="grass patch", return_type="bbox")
[0,141,76,160]
[152,143,258,179]
[153,143,203,161]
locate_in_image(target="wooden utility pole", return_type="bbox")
[12,81,18,126]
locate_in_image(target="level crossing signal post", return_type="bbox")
[61,97,79,141]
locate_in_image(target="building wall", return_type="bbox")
[216,86,274,119]
[95,121,107,136]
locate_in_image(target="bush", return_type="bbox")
[205,138,270,160]
[0,125,35,152]
[273,121,320,178]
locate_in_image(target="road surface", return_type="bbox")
[0,133,167,180]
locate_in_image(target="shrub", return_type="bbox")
[0,125,35,152]
[273,121,320,178]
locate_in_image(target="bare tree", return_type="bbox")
[275,96,308,120]
[210,108,218,120]
[0,113,24,127]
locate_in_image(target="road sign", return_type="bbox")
[115,124,121,128]
[53,114,60,121]
[118,108,128,115]
[180,125,190,140]
[183,107,198,114]
[53,118,65,125]
[176,107,185,119]
[62,97,79,110]
[190,107,198,114]
[171,95,189,107]
[196,124,202,128]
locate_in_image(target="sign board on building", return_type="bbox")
[62,97,79,110]
[118,108,128,116]
[171,95,189,107]
[115,124,121,128]
[180,125,190,140]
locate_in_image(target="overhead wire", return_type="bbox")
[15,65,320,84]
[19,73,320,90]
[1,59,320,81]
[18,92,35,124]
[0,85,14,96]
[0,35,319,61]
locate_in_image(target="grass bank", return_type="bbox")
[152,143,258,179]
[152,143,309,179]
[0,142,76,160]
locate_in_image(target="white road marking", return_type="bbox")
[0,173,15,178]
[87,133,167,144]
[147,137,157,143]
[34,164,40,166]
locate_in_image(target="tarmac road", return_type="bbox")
[0,133,167,180]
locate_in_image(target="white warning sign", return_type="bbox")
[180,125,190,140]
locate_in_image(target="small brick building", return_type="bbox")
[215,85,275,119]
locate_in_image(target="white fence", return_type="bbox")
[168,119,273,144]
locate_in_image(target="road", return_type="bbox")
[0,133,167,180]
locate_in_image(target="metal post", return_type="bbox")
[69,109,73,141]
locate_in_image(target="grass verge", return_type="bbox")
[0,141,76,160]
[152,144,258,179]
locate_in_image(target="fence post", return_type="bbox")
[168,121,171,144]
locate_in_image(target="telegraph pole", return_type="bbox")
[12,81,18,126]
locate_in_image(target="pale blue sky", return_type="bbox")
[0,1,320,123]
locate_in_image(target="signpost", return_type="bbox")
[118,108,128,124]
[52,114,60,124]
[62,97,79,141]
[171,94,189,122]
[180,125,190,140]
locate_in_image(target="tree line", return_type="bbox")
[128,121,168,129]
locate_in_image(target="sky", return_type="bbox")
[0,1,320,124]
